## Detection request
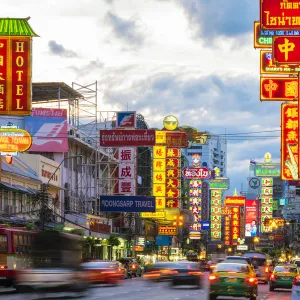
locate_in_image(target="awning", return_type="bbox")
[0,182,19,191]
[13,185,33,194]
[27,187,40,195]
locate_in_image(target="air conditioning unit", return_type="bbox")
[69,129,75,136]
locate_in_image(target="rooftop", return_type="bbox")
[0,17,38,36]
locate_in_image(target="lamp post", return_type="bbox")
[40,155,82,230]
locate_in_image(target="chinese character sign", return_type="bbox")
[201,182,209,221]
[261,178,273,233]
[189,180,202,232]
[281,104,298,180]
[210,190,222,240]
[0,37,32,115]
[165,148,181,209]
[224,215,231,246]
[231,207,241,244]
[118,147,136,195]
[260,77,298,101]
[273,36,300,64]
[260,0,300,30]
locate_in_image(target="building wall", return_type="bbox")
[185,135,227,177]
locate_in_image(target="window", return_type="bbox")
[4,191,8,207]
[191,146,202,149]
[0,235,7,252]
[12,192,17,209]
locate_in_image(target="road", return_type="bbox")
[0,275,293,300]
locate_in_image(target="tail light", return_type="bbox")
[118,268,121,272]
[265,267,269,273]
[246,277,257,284]
[209,275,219,281]
[132,265,136,269]
[293,277,300,286]
[187,271,202,276]
[0,265,7,269]
[270,274,278,280]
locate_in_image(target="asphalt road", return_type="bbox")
[0,275,294,300]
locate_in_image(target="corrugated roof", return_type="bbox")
[0,17,39,37]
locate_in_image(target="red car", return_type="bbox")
[81,261,123,285]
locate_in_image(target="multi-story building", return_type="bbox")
[184,134,227,176]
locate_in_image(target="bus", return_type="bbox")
[0,226,36,288]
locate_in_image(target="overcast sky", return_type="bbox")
[6,0,281,195]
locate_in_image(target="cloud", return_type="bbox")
[105,11,146,49]
[176,0,258,41]
[48,40,78,58]
[68,59,105,79]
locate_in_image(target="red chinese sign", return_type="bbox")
[231,207,241,244]
[273,36,300,64]
[225,196,245,207]
[158,225,177,235]
[0,37,32,115]
[260,77,298,101]
[281,103,299,180]
[260,50,300,74]
[224,215,231,246]
[166,198,180,208]
[166,148,180,157]
[166,158,180,168]
[100,129,156,147]
[165,132,188,148]
[260,0,300,30]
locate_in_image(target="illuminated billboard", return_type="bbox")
[210,190,222,240]
[273,36,300,64]
[261,179,273,232]
[281,103,298,180]
[189,180,202,232]
[260,0,300,30]
[260,77,298,101]
[260,50,300,74]
[245,200,258,237]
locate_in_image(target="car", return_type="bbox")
[269,265,299,291]
[209,258,226,273]
[143,262,179,282]
[224,256,253,267]
[81,261,123,285]
[291,275,300,299]
[170,261,203,288]
[118,258,142,277]
[208,262,258,300]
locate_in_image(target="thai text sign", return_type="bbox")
[182,167,211,180]
[158,225,177,235]
[0,37,32,115]
[0,127,32,153]
[260,77,298,101]
[100,129,156,147]
[260,50,300,74]
[225,197,245,207]
[281,104,298,180]
[209,178,230,190]
[100,195,155,212]
[141,211,165,218]
[273,36,300,64]
[254,21,300,48]
[165,132,188,148]
[255,163,280,177]
[260,0,300,30]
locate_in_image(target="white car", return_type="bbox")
[291,276,300,300]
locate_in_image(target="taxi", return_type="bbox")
[269,265,299,291]
[208,263,258,300]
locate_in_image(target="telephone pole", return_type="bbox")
[39,183,48,231]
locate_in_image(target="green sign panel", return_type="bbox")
[255,163,280,177]
[209,178,230,190]
[273,200,279,211]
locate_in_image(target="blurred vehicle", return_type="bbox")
[269,265,299,291]
[244,251,269,283]
[291,275,300,299]
[209,258,226,273]
[0,226,36,288]
[170,261,203,288]
[225,256,253,266]
[143,262,179,282]
[118,257,142,277]
[114,261,128,279]
[293,260,300,269]
[208,263,258,300]
[81,261,123,285]
[15,231,88,295]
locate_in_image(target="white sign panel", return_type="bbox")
[237,245,248,250]
[119,163,135,179]
[119,147,135,162]
[118,179,135,194]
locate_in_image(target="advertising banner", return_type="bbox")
[245,200,258,237]
[254,22,300,49]
[260,50,300,74]
[182,167,211,180]
[260,0,300,30]
[100,129,156,147]
[25,108,68,152]
[281,104,298,180]
[260,77,298,101]
[255,163,280,177]
[100,195,156,212]
[158,226,177,235]
[225,196,245,207]
[209,178,230,190]
[116,111,136,128]
[189,180,202,232]
[210,190,222,240]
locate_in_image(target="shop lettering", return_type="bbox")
[14,41,26,110]
[42,169,58,182]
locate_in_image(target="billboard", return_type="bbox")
[24,108,68,152]
[225,196,245,207]
[260,77,298,101]
[100,195,155,212]
[260,50,300,74]
[210,190,222,240]
[261,178,273,233]
[245,200,258,237]
[255,163,280,177]
[116,111,136,128]
[189,180,202,232]
[100,129,156,147]
[281,104,298,180]
[260,0,300,30]
[182,167,211,180]
[273,36,300,64]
